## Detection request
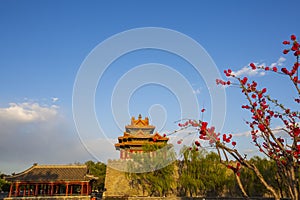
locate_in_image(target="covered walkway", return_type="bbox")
[4,164,97,199]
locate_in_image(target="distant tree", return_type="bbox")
[239,157,278,197]
[0,173,10,192]
[178,147,232,197]
[178,146,206,197]
[85,161,106,192]
[202,151,230,197]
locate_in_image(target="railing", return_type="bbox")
[3,195,92,200]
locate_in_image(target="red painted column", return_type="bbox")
[47,184,50,195]
[55,185,59,194]
[70,185,73,195]
[15,182,19,197]
[81,182,84,195]
[87,182,90,195]
[65,183,69,196]
[50,183,54,196]
[8,183,13,197]
[35,184,38,195]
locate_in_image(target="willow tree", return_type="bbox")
[126,144,176,197]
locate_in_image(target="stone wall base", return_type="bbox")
[4,195,91,200]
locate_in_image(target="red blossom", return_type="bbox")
[241,77,248,85]
[232,141,236,146]
[281,68,290,75]
[283,40,290,45]
[291,42,299,51]
[216,79,226,85]
[291,34,297,41]
[201,121,208,131]
[222,134,232,143]
[285,109,290,114]
[272,67,278,72]
[294,127,300,137]
[227,165,234,170]
[242,105,250,109]
[201,108,206,112]
[250,63,256,70]
[294,50,300,56]
[224,69,232,77]
[258,124,266,132]
[283,49,289,54]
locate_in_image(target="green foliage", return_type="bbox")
[202,151,230,196]
[178,146,231,197]
[0,173,10,192]
[126,144,176,196]
[85,161,106,192]
[240,156,284,197]
[178,146,206,197]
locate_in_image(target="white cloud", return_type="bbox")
[232,64,266,77]
[233,56,286,77]
[51,97,59,103]
[0,102,58,122]
[277,56,286,66]
[233,130,251,137]
[0,101,92,174]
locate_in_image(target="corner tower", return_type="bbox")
[114,114,169,159]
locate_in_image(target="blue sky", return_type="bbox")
[0,0,299,174]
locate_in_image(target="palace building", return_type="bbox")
[114,114,169,159]
[4,164,97,199]
[103,115,172,197]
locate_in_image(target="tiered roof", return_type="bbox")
[115,114,168,151]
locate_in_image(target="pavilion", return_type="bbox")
[4,164,97,199]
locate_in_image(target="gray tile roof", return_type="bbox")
[5,164,96,182]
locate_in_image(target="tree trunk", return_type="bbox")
[250,163,281,200]
[235,173,249,199]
